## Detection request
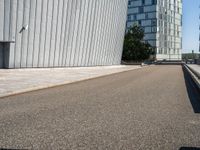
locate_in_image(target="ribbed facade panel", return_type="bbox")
[0,0,128,68]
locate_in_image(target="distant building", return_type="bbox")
[0,0,128,68]
[127,0,182,60]
[182,53,200,60]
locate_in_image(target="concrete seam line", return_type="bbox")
[0,66,143,99]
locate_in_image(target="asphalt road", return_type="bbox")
[0,65,200,150]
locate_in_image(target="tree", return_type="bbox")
[122,25,155,61]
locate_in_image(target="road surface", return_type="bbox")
[0,65,200,150]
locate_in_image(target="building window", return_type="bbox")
[152,27,157,32]
[152,20,157,26]
[145,14,148,19]
[128,15,131,21]
[133,14,137,20]
[138,20,141,26]
[152,0,157,5]
[159,14,162,20]
[139,7,144,13]
[142,0,145,5]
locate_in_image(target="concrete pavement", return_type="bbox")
[185,64,200,90]
[187,64,200,77]
[0,65,141,98]
[0,65,200,149]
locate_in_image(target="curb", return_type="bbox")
[184,64,200,90]
[0,66,144,99]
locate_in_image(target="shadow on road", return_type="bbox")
[179,147,200,150]
[182,67,200,113]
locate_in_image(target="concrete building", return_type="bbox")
[0,0,128,68]
[127,0,182,60]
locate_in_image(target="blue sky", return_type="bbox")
[182,0,200,53]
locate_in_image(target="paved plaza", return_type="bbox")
[187,64,200,75]
[0,65,200,149]
[0,65,141,98]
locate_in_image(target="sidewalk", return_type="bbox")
[0,65,141,98]
[185,64,200,90]
[187,64,200,78]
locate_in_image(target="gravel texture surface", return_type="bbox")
[0,65,200,150]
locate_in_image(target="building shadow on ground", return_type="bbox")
[182,67,200,113]
[179,147,200,150]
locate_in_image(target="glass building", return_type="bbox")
[127,0,182,60]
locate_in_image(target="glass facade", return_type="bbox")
[127,0,182,60]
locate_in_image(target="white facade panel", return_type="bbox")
[0,0,128,68]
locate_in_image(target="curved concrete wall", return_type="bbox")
[0,0,128,68]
